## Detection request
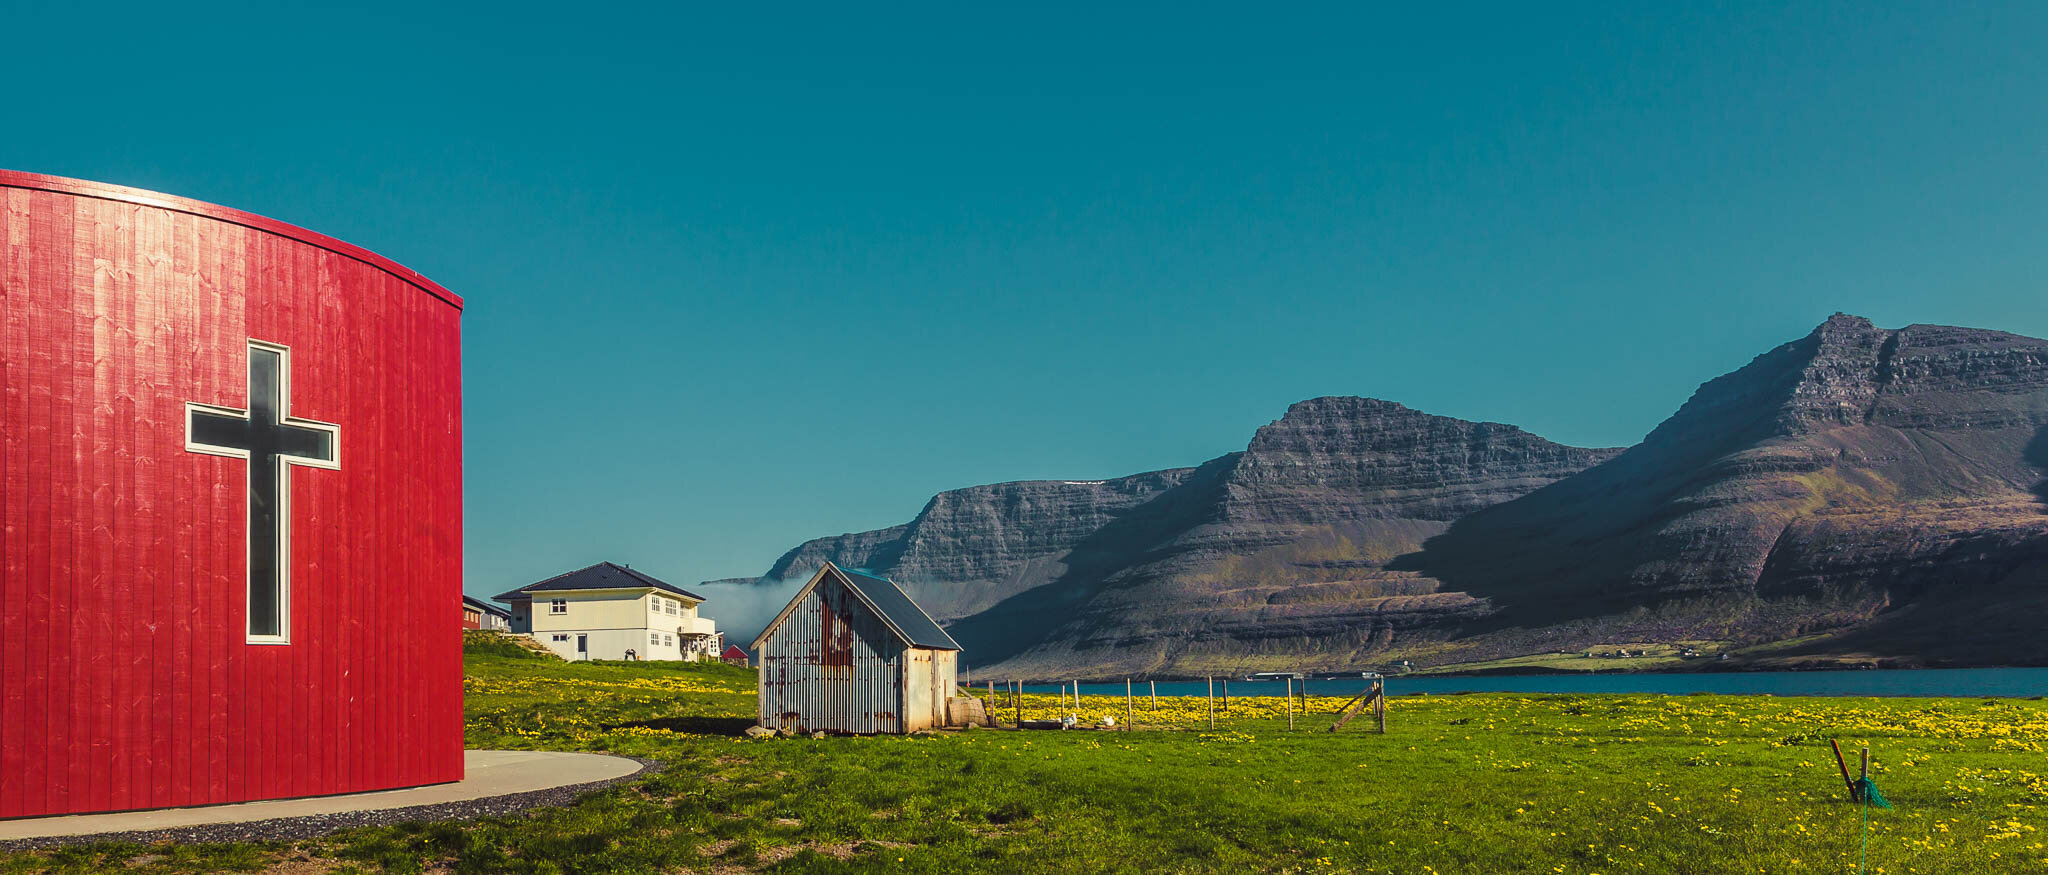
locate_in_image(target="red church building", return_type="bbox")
[0,171,465,818]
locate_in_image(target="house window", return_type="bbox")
[552,634,569,642]
[650,633,660,646]
[664,634,674,646]
[549,599,567,615]
[665,599,679,616]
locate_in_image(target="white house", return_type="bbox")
[496,562,719,661]
[462,594,512,631]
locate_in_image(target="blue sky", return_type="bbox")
[5,2,2046,595]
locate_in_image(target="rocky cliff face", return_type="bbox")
[746,397,1621,675]
[966,399,1625,678]
[760,469,1197,621]
[1415,314,2048,664]
[737,315,2048,678]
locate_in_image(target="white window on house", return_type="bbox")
[550,599,567,615]
[665,599,679,616]
[664,634,674,646]
[650,632,660,646]
[552,634,569,642]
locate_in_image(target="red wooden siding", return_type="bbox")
[0,171,464,818]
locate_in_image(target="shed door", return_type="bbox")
[902,649,938,731]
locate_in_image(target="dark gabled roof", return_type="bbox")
[494,562,706,603]
[831,566,962,651]
[750,562,963,652]
[461,594,511,617]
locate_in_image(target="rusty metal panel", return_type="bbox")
[757,572,908,733]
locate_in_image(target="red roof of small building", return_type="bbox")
[721,645,748,659]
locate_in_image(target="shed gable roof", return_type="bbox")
[494,562,706,602]
[834,567,961,650]
[751,562,962,652]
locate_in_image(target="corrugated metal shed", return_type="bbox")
[752,563,962,734]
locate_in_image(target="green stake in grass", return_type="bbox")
[1853,744,1890,809]
[1836,741,1893,875]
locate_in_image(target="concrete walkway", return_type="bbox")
[0,750,645,842]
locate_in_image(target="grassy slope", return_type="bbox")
[7,635,2048,873]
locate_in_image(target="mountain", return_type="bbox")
[759,468,1199,623]
[733,315,2048,678]
[1416,314,2048,666]
[743,398,1623,676]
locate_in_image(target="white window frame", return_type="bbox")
[550,599,567,615]
[184,339,341,646]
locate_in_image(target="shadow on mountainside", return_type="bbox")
[1399,330,1837,633]
[1395,470,1660,632]
[940,454,1241,670]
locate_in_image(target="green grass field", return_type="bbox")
[7,633,2046,873]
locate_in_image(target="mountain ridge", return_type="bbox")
[730,314,2048,678]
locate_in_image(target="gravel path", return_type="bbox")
[0,755,662,851]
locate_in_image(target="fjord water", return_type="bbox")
[1019,667,2048,699]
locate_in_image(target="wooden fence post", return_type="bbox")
[1125,678,1133,730]
[1286,677,1294,730]
[1222,680,1229,714]
[1150,680,1157,711]
[1207,676,1215,729]
[1326,682,1382,733]
[1375,678,1386,734]
[1830,738,1854,798]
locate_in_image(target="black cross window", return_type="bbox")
[186,340,340,643]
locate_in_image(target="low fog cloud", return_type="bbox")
[695,577,808,651]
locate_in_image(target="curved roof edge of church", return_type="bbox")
[0,169,463,311]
